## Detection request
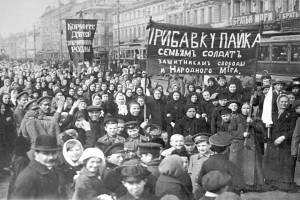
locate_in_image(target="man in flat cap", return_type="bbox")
[11,135,65,200]
[21,96,64,159]
[188,134,213,199]
[103,143,127,198]
[198,132,244,194]
[118,160,158,200]
[200,170,232,200]
[13,91,29,133]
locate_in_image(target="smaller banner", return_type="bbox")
[66,19,97,61]
[147,21,261,75]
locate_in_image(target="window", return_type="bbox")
[186,11,190,24]
[259,0,264,12]
[258,46,270,61]
[228,2,231,18]
[218,5,222,22]
[168,15,172,23]
[235,1,240,16]
[179,13,183,24]
[208,7,212,23]
[272,45,288,61]
[193,10,198,24]
[291,45,300,62]
[245,0,251,14]
[200,8,205,24]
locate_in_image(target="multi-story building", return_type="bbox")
[112,0,166,68]
[231,0,300,76]
[4,30,38,60]
[112,0,234,68]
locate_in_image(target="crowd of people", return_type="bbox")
[1,60,300,200]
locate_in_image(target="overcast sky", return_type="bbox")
[0,0,70,37]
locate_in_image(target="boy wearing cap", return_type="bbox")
[188,134,212,199]
[125,121,148,145]
[98,117,125,146]
[119,160,158,200]
[184,135,197,156]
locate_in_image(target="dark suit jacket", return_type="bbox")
[11,160,65,200]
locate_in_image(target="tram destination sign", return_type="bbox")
[66,19,97,61]
[147,21,260,75]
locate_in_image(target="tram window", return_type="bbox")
[258,46,270,61]
[291,45,300,62]
[272,45,288,61]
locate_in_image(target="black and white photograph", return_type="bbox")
[1,0,300,199]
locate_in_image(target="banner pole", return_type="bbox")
[252,21,263,92]
[144,17,152,122]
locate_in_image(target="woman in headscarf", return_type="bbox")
[165,91,185,135]
[228,102,265,191]
[60,139,84,198]
[155,155,193,200]
[263,94,298,191]
[173,104,209,136]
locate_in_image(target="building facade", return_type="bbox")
[112,0,234,68]
[230,0,300,75]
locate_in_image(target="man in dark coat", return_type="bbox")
[198,132,244,194]
[11,135,66,199]
[102,143,127,197]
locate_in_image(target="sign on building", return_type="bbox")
[232,12,274,26]
[147,21,260,75]
[65,19,97,61]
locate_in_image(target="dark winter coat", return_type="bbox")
[165,99,185,124]
[73,167,109,200]
[11,160,66,200]
[173,116,209,136]
[228,114,264,187]
[263,109,297,188]
[199,153,244,194]
[147,98,166,130]
[155,155,193,200]
[117,191,159,200]
[211,106,227,134]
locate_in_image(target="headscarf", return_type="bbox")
[276,94,289,118]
